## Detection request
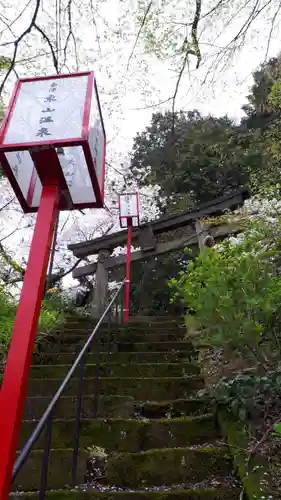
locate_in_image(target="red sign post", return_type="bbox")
[0,72,106,499]
[119,193,140,322]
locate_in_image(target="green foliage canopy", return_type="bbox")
[131,110,262,213]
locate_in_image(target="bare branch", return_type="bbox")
[191,0,202,69]
[129,96,173,111]
[89,0,102,55]
[264,0,281,62]
[0,197,15,212]
[34,23,59,73]
[47,257,83,288]
[209,0,272,78]
[60,212,71,234]
[0,0,33,37]
[0,221,33,244]
[63,0,79,71]
[127,1,152,70]
[172,50,190,121]
[200,0,229,21]
[55,0,59,64]
[0,0,41,96]
[171,0,202,131]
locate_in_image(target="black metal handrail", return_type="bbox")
[12,279,125,495]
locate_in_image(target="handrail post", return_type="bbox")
[120,290,124,324]
[39,412,53,500]
[106,309,112,377]
[93,334,101,418]
[71,354,85,486]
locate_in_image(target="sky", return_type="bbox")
[0,0,280,289]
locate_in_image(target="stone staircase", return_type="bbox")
[12,316,241,498]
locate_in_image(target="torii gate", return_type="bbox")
[68,189,249,317]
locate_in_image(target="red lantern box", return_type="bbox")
[0,72,106,212]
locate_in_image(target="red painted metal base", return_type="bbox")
[0,184,59,500]
[124,220,132,323]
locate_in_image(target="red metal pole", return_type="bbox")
[0,184,59,500]
[124,218,132,323]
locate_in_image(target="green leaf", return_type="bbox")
[0,56,11,70]
[274,422,281,436]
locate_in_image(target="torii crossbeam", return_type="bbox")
[68,189,249,316]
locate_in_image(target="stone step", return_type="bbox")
[12,447,235,492]
[52,321,184,336]
[29,362,200,379]
[50,330,186,344]
[19,415,218,451]
[23,396,211,421]
[106,446,233,488]
[117,341,193,353]
[36,341,193,355]
[64,316,182,326]
[135,399,213,419]
[27,376,204,400]
[55,324,185,333]
[33,351,194,366]
[12,449,86,491]
[10,489,241,500]
[24,395,135,420]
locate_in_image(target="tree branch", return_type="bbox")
[63,0,79,71]
[264,0,281,62]
[0,0,41,96]
[46,257,83,289]
[191,0,202,69]
[0,197,15,212]
[0,223,33,244]
[89,0,102,55]
[127,1,152,70]
[171,0,202,133]
[34,23,59,73]
[0,0,33,37]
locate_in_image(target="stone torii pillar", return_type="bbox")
[91,248,111,318]
[195,220,215,251]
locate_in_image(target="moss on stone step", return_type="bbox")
[135,399,213,419]
[54,332,186,345]
[19,414,218,451]
[12,449,86,491]
[106,447,232,487]
[24,395,134,420]
[118,341,193,353]
[38,341,193,355]
[10,488,241,500]
[29,363,200,379]
[32,351,193,366]
[27,376,204,400]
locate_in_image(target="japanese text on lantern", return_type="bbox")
[36,81,58,138]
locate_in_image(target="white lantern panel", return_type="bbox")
[119,193,138,218]
[31,175,43,207]
[4,76,88,145]
[120,215,139,228]
[56,146,96,204]
[89,86,105,192]
[4,150,42,205]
